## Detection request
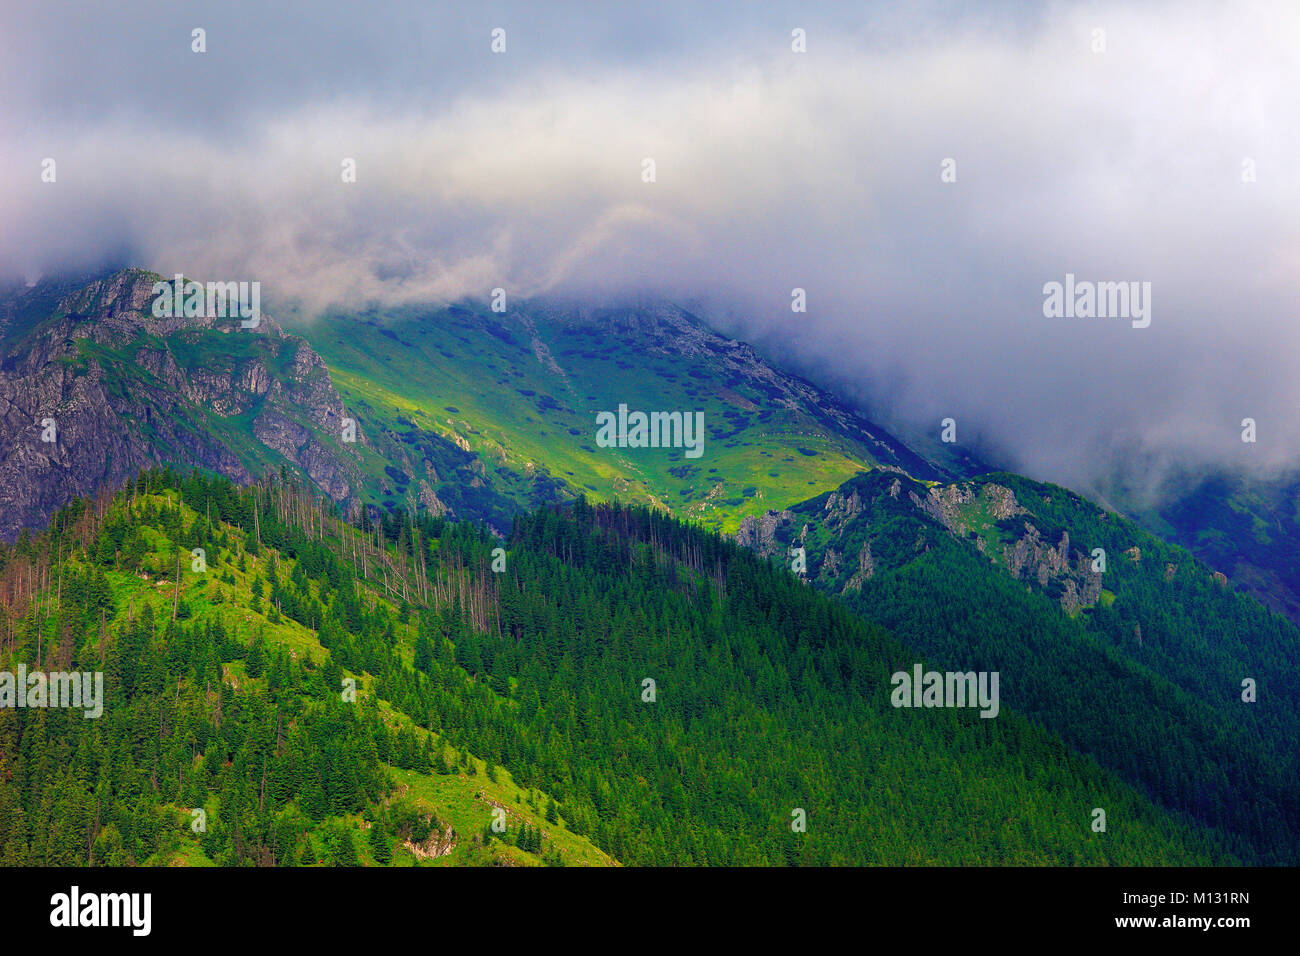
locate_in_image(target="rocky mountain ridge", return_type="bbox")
[0,269,365,539]
[740,474,1110,618]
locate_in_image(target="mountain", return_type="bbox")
[279,295,956,532]
[2,268,1296,866]
[1125,469,1300,627]
[0,469,1235,865]
[0,269,959,544]
[736,468,1300,863]
[0,270,368,540]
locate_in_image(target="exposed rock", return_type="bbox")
[1001,524,1103,613]
[735,509,795,558]
[820,548,842,579]
[0,269,366,540]
[910,481,1026,537]
[1004,526,1071,585]
[1059,578,1084,615]
[419,480,450,518]
[403,823,456,860]
[909,484,973,533]
[983,483,1026,520]
[822,488,864,531]
[843,541,875,593]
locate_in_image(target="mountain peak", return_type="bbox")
[0,270,360,539]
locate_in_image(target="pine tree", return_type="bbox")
[333,828,358,867]
[435,738,450,775]
[413,634,433,674]
[369,824,392,865]
[245,634,266,678]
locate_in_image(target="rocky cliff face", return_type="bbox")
[907,481,1104,615]
[0,269,366,539]
[736,472,1105,617]
[736,508,797,558]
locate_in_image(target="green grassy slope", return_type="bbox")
[289,300,927,533]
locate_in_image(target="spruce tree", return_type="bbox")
[369,824,392,865]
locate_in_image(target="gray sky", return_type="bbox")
[2,0,1297,503]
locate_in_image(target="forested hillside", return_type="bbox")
[748,469,1300,864]
[0,469,1241,865]
[0,470,610,867]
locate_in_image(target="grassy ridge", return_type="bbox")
[296,303,879,532]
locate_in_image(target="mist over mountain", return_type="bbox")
[3,0,1298,507]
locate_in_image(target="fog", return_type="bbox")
[3,0,1297,502]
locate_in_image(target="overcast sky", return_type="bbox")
[2,0,1297,503]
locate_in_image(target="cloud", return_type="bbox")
[2,0,1298,501]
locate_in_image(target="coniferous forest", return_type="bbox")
[0,469,1259,866]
